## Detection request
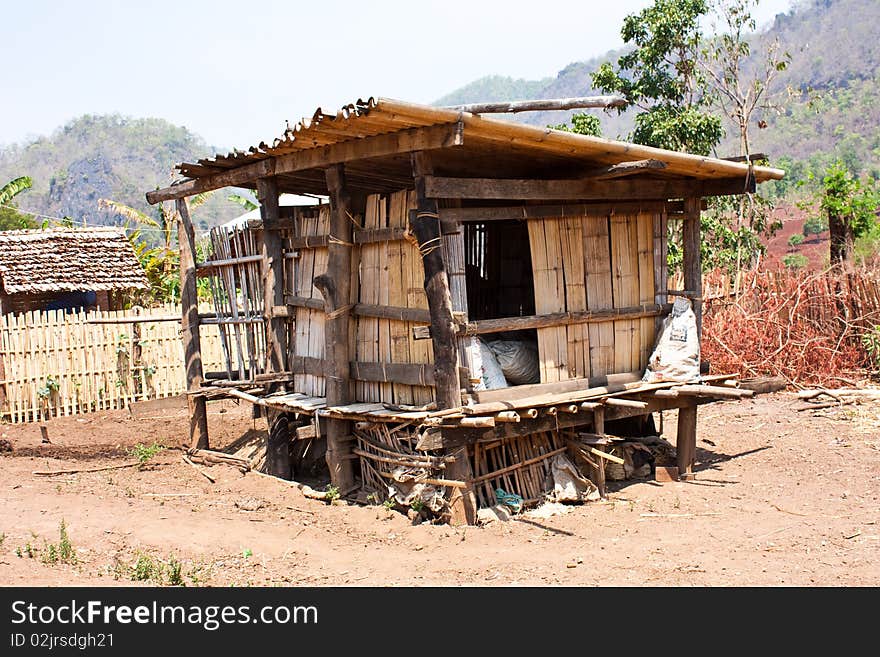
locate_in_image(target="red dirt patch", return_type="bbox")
[1,396,878,586]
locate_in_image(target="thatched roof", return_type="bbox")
[0,227,148,294]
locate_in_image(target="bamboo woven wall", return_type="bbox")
[527,211,659,381]
[0,306,226,423]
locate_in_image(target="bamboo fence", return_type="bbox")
[0,304,226,423]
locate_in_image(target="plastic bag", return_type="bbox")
[487,339,540,385]
[643,297,701,383]
[479,339,508,390]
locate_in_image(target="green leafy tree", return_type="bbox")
[802,214,828,239]
[549,113,602,137]
[814,160,880,265]
[0,176,37,230]
[592,0,722,155]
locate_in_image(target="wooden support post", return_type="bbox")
[257,176,291,479]
[592,406,606,498]
[677,403,697,479]
[682,197,703,338]
[445,445,477,525]
[176,197,208,450]
[316,164,355,492]
[257,177,287,375]
[414,152,476,524]
[411,152,460,410]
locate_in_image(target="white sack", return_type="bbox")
[643,297,701,383]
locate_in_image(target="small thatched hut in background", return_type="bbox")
[0,227,148,315]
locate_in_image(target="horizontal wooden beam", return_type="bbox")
[289,355,435,386]
[280,298,432,324]
[349,361,435,387]
[722,153,767,163]
[147,158,275,204]
[432,396,716,449]
[413,303,672,339]
[284,227,409,250]
[146,122,464,204]
[590,159,667,180]
[472,372,643,405]
[353,303,432,324]
[354,226,408,244]
[445,96,627,114]
[280,296,324,312]
[195,254,265,277]
[438,201,669,223]
[289,234,329,249]
[424,175,755,201]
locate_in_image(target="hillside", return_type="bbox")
[0,115,241,233]
[435,0,880,182]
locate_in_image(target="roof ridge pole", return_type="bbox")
[257,176,291,479]
[176,197,209,450]
[315,164,356,493]
[412,151,476,526]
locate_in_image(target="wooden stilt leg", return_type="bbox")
[593,406,606,498]
[445,445,477,525]
[677,403,697,479]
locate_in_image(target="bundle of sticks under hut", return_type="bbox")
[147,96,783,524]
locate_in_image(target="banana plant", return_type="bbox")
[98,193,213,303]
[0,176,32,206]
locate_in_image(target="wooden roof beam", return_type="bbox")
[145,121,464,204]
[424,174,756,201]
[587,158,667,180]
[444,96,627,114]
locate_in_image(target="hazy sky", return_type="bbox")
[1,0,793,151]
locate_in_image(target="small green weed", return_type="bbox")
[325,485,340,503]
[166,556,184,586]
[129,442,165,466]
[133,553,160,582]
[40,521,76,565]
[861,325,880,372]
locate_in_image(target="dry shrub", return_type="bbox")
[701,266,880,386]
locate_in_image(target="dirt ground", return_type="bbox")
[1,393,878,587]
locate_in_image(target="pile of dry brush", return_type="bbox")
[701,266,880,387]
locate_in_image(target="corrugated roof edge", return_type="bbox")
[168,95,784,183]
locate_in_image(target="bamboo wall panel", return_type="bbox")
[0,306,226,423]
[528,219,568,382]
[529,212,659,383]
[354,191,434,405]
[583,215,615,375]
[291,207,329,397]
[637,212,656,366]
[610,214,640,373]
